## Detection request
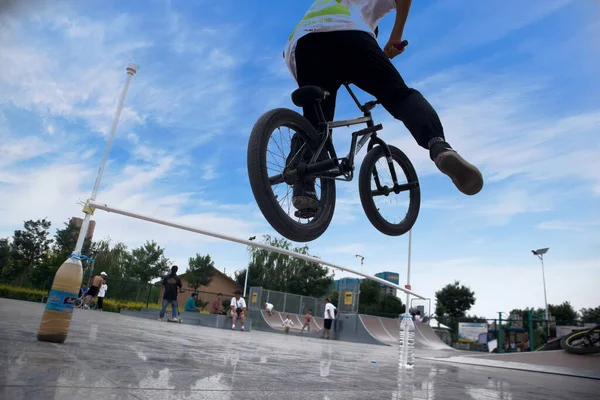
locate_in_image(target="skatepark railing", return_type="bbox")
[251,287,326,317]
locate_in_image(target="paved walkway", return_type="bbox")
[1,298,599,399]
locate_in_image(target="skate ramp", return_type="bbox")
[294,314,321,333]
[261,310,283,329]
[329,314,386,346]
[311,316,324,330]
[275,312,304,332]
[414,321,456,351]
[359,315,397,346]
[256,310,321,336]
[354,315,455,349]
[380,317,400,342]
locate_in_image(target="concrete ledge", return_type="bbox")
[120,309,252,331]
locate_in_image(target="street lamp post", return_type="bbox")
[355,254,364,267]
[244,236,256,298]
[531,247,550,337]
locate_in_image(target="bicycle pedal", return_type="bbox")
[294,208,317,219]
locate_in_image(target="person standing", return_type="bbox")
[84,271,107,309]
[97,279,107,311]
[159,265,182,321]
[282,314,295,334]
[322,298,336,339]
[230,290,247,331]
[301,309,313,334]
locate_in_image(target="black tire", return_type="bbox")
[560,329,600,355]
[358,145,420,236]
[247,108,336,242]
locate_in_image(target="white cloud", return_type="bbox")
[537,219,600,233]
[0,0,598,320]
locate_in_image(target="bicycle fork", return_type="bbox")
[366,135,402,195]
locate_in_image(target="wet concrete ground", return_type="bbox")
[1,298,599,399]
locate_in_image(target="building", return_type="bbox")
[375,271,399,296]
[158,267,242,311]
[71,217,96,241]
[333,277,361,292]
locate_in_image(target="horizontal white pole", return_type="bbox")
[88,201,426,299]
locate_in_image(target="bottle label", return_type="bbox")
[45,290,78,313]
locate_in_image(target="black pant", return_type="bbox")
[294,30,445,150]
[97,297,104,310]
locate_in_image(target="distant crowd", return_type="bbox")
[77,264,340,338]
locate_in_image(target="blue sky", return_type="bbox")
[1,0,598,317]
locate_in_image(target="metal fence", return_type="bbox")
[248,286,327,316]
[337,282,360,314]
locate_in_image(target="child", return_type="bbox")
[301,309,312,334]
[282,314,295,334]
[97,280,107,311]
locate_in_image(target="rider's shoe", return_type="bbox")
[430,142,483,196]
[292,180,319,211]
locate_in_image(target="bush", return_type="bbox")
[0,284,47,302]
[0,285,164,313]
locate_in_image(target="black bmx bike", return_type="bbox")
[247,83,420,242]
[560,323,600,355]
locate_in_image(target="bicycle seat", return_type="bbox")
[291,86,329,107]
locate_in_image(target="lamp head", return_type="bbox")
[532,248,549,256]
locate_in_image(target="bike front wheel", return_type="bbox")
[358,145,420,236]
[560,327,600,355]
[247,108,336,242]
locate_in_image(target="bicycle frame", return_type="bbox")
[286,83,398,184]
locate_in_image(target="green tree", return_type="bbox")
[358,280,382,313]
[330,290,339,308]
[127,240,170,301]
[285,245,332,297]
[435,280,476,326]
[580,306,600,324]
[378,294,404,315]
[548,301,578,324]
[0,238,14,281]
[186,253,215,292]
[235,235,333,298]
[11,219,53,286]
[128,240,170,283]
[53,218,93,264]
[89,240,131,280]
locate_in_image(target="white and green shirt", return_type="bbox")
[284,0,397,79]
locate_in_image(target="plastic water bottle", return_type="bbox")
[37,257,82,343]
[398,313,415,369]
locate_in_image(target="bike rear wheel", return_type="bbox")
[247,108,336,242]
[560,327,600,355]
[358,145,420,236]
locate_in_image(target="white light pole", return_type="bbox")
[244,236,256,297]
[531,247,550,337]
[404,229,412,315]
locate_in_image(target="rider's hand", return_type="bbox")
[384,38,406,59]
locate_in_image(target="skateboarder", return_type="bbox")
[159,265,182,322]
